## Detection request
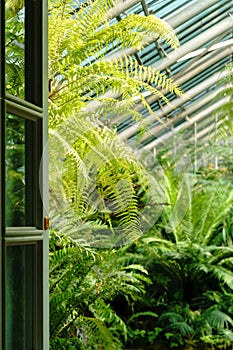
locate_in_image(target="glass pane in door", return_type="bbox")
[5,0,25,98]
[6,114,26,226]
[6,114,35,227]
[5,244,35,350]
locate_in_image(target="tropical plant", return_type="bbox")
[156,303,233,349]
[49,116,164,247]
[5,0,183,243]
[48,0,183,127]
[49,229,151,349]
[47,0,185,347]
[4,1,187,349]
[121,166,233,349]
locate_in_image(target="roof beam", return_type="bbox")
[152,16,233,71]
[89,17,232,115]
[166,0,224,29]
[185,114,217,140]
[118,47,232,139]
[113,45,233,126]
[189,123,217,142]
[108,0,140,20]
[142,97,229,150]
[105,0,222,61]
[139,87,224,144]
[140,0,149,16]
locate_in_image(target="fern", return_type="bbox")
[48,0,182,123]
[49,116,152,246]
[47,0,183,251]
[49,230,150,348]
[77,316,122,350]
[128,311,158,323]
[204,306,233,330]
[90,298,128,341]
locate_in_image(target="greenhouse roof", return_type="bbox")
[103,0,233,154]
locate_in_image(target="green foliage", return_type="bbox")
[46,2,183,344]
[6,115,25,226]
[49,147,233,349]
[89,299,128,342]
[46,1,233,349]
[48,0,182,125]
[128,310,158,323]
[49,116,161,247]
[121,166,233,349]
[5,0,25,97]
[49,229,150,349]
[47,0,182,250]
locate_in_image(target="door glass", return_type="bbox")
[6,114,35,226]
[6,114,26,226]
[5,0,25,98]
[5,244,35,350]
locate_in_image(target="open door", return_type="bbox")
[1,0,48,349]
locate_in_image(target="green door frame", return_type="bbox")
[0,0,49,348]
[0,0,5,346]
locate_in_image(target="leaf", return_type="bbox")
[128,311,158,323]
[205,307,233,330]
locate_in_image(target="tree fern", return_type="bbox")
[49,116,157,246]
[47,0,184,250]
[48,0,182,123]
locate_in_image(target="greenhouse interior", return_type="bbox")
[100,0,233,163]
[1,0,233,349]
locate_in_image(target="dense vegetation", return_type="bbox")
[50,157,233,350]
[48,1,233,348]
[6,0,233,348]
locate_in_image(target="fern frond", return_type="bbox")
[128,311,158,323]
[48,0,182,121]
[159,311,184,324]
[77,316,122,350]
[49,116,151,245]
[92,13,179,54]
[171,321,194,337]
[204,306,233,330]
[90,299,128,341]
[212,265,233,290]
